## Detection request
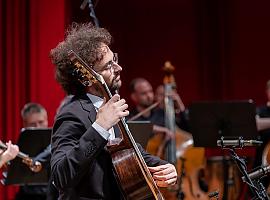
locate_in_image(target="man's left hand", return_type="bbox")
[148,163,177,187]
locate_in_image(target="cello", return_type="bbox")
[68,50,164,200]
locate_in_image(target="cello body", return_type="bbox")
[204,156,242,200]
[107,121,164,200]
[179,147,208,200]
[110,143,164,200]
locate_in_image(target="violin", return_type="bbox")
[0,141,42,172]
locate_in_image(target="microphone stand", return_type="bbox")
[256,180,270,200]
[80,0,100,27]
[227,148,269,200]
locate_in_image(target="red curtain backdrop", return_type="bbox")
[0,0,66,199]
[69,0,270,107]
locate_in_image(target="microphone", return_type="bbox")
[242,165,270,181]
[217,137,262,148]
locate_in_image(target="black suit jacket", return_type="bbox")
[51,94,167,200]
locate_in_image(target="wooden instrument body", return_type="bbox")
[146,127,192,160]
[68,51,164,200]
[111,148,161,200]
[179,147,208,200]
[204,157,242,200]
[176,150,242,200]
[107,122,164,200]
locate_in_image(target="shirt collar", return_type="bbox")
[87,93,104,109]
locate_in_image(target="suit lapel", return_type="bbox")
[78,94,97,124]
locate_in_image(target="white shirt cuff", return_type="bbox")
[92,122,110,140]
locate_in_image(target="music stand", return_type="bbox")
[3,127,51,185]
[127,121,153,149]
[188,100,258,147]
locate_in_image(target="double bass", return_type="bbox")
[68,50,164,200]
[146,62,193,160]
[153,62,207,200]
[146,62,242,200]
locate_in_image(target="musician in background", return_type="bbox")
[255,80,270,163]
[256,79,270,127]
[155,84,185,113]
[21,103,48,128]
[155,84,189,131]
[254,80,270,190]
[16,103,57,200]
[129,78,189,139]
[50,22,177,199]
[0,141,19,168]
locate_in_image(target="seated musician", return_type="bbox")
[0,141,19,169]
[155,84,189,132]
[254,80,270,192]
[16,103,57,200]
[129,78,189,139]
[255,80,270,166]
[49,22,177,200]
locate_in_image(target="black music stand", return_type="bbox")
[188,100,258,147]
[127,121,153,149]
[2,128,51,185]
[188,101,259,200]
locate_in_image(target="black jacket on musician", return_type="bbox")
[50,94,167,200]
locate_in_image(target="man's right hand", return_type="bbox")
[95,94,129,130]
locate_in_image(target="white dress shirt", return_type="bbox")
[87,93,116,140]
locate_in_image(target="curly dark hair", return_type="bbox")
[50,22,112,95]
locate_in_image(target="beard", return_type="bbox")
[110,79,122,93]
[108,74,122,93]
